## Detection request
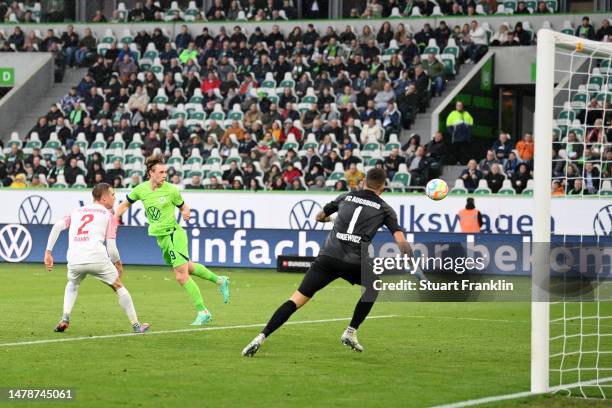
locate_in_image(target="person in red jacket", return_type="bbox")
[282,163,302,184]
[200,72,221,93]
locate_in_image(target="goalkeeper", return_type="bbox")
[115,154,230,325]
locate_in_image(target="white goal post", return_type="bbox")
[532,29,612,395]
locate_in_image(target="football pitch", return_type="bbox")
[0,263,608,408]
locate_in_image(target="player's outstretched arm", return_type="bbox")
[393,231,413,258]
[315,210,334,223]
[45,219,68,272]
[115,200,132,221]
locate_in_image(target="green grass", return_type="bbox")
[0,264,607,407]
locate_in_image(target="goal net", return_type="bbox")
[533,29,612,399]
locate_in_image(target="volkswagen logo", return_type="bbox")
[0,224,32,263]
[289,200,324,230]
[593,205,612,237]
[18,195,52,224]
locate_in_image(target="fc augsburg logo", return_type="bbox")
[146,206,161,221]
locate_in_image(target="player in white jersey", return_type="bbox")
[44,183,150,334]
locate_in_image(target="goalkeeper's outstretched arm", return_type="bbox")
[45,219,68,271]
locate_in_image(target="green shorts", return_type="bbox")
[155,226,190,268]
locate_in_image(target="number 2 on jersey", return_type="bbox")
[346,206,363,234]
[77,214,94,235]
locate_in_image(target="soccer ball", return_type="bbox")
[425,179,448,201]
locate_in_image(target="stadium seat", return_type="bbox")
[443,38,460,60]
[25,132,42,150]
[209,104,226,122]
[109,133,126,150]
[474,179,492,195]
[116,2,128,21]
[390,171,411,192]
[73,175,87,188]
[422,39,440,55]
[450,179,468,194]
[384,134,401,154]
[503,0,516,12]
[228,105,244,121]
[328,162,346,181]
[561,21,573,35]
[440,54,456,76]
[282,134,299,151]
[73,132,89,151]
[184,1,200,21]
[599,59,611,76]
[409,6,422,17]
[587,68,604,95]
[556,102,575,127]
[596,91,611,107]
[5,132,22,151]
[498,180,516,195]
[53,175,68,188]
[277,72,296,92]
[431,6,444,16]
[302,134,318,151]
[390,7,402,18]
[43,132,61,150]
[571,85,589,111]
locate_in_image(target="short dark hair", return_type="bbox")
[92,182,112,201]
[365,168,387,190]
[466,197,475,209]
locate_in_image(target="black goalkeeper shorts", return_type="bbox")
[297,255,362,298]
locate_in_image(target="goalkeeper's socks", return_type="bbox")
[182,277,207,312]
[191,263,220,284]
[349,300,375,330]
[262,300,297,337]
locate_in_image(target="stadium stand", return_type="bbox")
[0,0,569,25]
[0,15,610,193]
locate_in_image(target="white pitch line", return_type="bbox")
[430,377,612,408]
[0,315,399,348]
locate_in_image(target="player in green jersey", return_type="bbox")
[115,155,230,325]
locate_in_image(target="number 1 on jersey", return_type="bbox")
[346,206,363,234]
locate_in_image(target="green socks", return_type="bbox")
[182,277,206,312]
[191,263,219,284]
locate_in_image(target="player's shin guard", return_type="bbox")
[116,287,138,324]
[62,280,80,321]
[261,300,298,337]
[349,287,379,330]
[182,277,207,312]
[191,263,219,284]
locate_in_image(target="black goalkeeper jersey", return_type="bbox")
[318,189,404,265]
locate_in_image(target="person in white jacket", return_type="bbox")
[467,20,488,62]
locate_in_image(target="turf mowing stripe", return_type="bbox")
[0,315,399,348]
[431,377,612,407]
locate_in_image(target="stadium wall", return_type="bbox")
[0,53,54,136]
[3,190,610,235]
